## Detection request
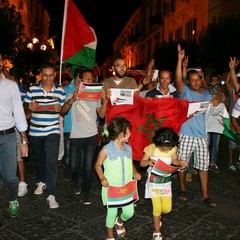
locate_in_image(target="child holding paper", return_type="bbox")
[95,117,141,240]
[140,127,187,240]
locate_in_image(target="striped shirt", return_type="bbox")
[24,82,65,136]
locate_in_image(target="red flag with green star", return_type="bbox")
[61,0,97,69]
[107,180,139,208]
[106,95,189,161]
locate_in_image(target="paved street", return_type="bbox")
[0,135,240,240]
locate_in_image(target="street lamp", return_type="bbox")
[27,38,47,51]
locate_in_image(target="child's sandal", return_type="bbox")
[115,216,126,238]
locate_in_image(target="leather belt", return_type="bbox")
[0,127,15,135]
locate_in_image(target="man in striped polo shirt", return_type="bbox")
[24,62,65,209]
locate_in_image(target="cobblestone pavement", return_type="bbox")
[0,136,240,240]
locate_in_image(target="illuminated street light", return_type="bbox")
[40,45,47,51]
[27,43,34,50]
[27,38,47,51]
[32,37,39,44]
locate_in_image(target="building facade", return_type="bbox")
[112,0,240,70]
[9,0,50,42]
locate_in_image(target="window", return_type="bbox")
[19,0,23,10]
[175,27,182,41]
[186,18,197,41]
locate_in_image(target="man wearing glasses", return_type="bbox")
[103,57,138,90]
[61,69,108,205]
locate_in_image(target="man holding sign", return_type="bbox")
[61,69,108,204]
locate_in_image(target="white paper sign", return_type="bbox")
[110,88,134,105]
[187,101,210,117]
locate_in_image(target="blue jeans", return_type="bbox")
[63,132,70,169]
[30,134,60,196]
[208,132,220,164]
[0,132,18,201]
[70,135,98,193]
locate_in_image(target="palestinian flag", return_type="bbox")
[61,0,97,69]
[78,82,103,101]
[107,180,139,208]
[151,159,180,177]
[34,101,58,111]
[206,103,240,143]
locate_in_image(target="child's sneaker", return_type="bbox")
[34,182,46,195]
[18,182,28,197]
[153,232,162,240]
[229,164,236,171]
[9,199,19,217]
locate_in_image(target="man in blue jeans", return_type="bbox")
[61,69,108,204]
[0,53,28,220]
[62,67,84,181]
[24,62,65,209]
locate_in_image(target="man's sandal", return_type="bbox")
[178,191,188,202]
[115,216,126,238]
[201,197,217,207]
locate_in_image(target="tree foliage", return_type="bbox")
[0,0,25,58]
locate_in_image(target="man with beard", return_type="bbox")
[103,57,138,90]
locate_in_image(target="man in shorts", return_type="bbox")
[174,45,217,207]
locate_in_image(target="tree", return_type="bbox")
[0,0,25,57]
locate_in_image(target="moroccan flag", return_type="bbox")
[61,0,97,69]
[106,95,189,160]
[107,180,139,208]
[151,159,180,177]
[78,83,103,101]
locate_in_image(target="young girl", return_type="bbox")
[95,117,141,240]
[140,127,187,240]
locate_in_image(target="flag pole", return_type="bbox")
[59,0,69,86]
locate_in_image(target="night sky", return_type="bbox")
[43,0,141,66]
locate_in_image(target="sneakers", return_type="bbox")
[208,163,219,173]
[34,182,46,195]
[9,199,19,217]
[185,173,192,182]
[236,161,240,170]
[18,182,28,197]
[153,232,162,240]
[74,181,81,195]
[229,164,237,171]
[81,193,91,205]
[47,195,59,209]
